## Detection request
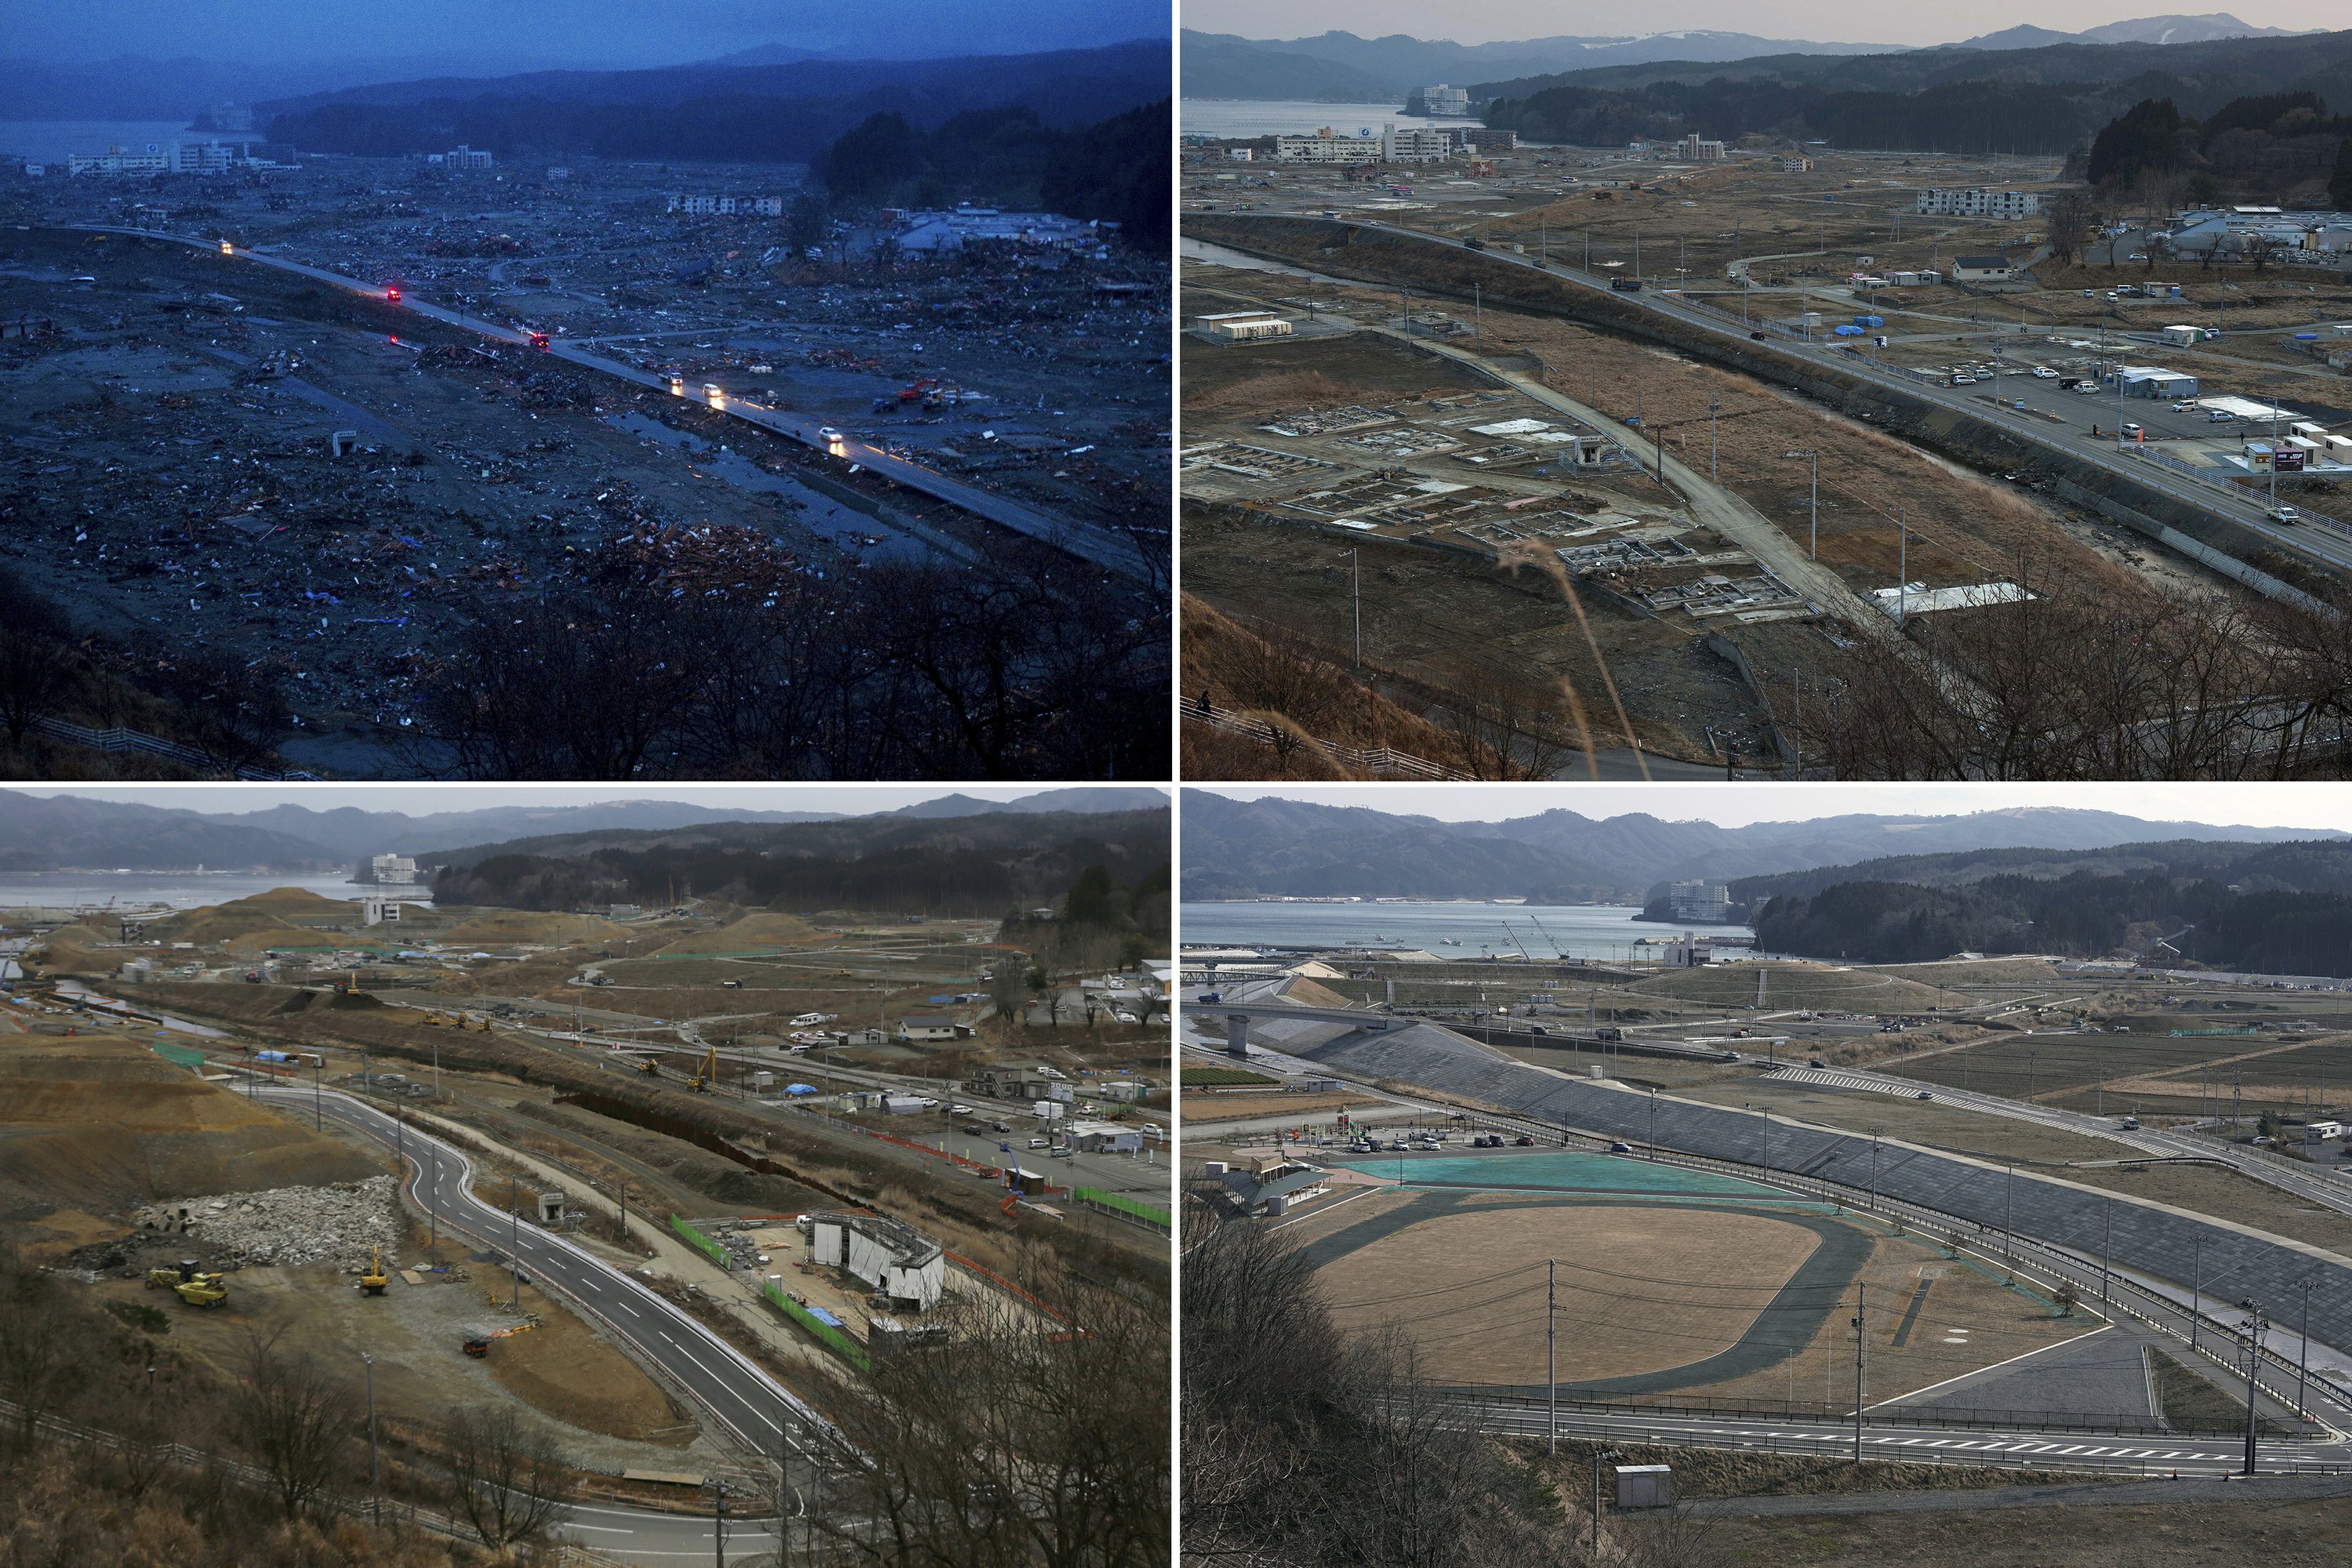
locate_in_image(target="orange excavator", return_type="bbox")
[462,1323,534,1357]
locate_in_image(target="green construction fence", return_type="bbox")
[668,1214,869,1371]
[1073,1187,1171,1231]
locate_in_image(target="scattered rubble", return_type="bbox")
[134,1174,401,1271]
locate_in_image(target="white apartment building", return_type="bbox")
[1915,187,2040,219]
[1668,880,1733,920]
[1417,84,1471,115]
[1381,124,1456,163]
[1675,134,1726,162]
[1274,130,1380,163]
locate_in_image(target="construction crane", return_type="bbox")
[145,1259,228,1308]
[360,1247,388,1296]
[1524,913,1566,960]
[1500,920,1535,964]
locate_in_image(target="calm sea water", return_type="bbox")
[0,120,207,162]
[1181,98,1483,138]
[0,872,372,911]
[1181,902,1754,963]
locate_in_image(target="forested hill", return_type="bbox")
[263,41,1167,165]
[1479,28,2352,154]
[1751,838,2352,973]
[424,806,1169,918]
[1730,836,2352,906]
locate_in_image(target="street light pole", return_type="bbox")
[364,1352,380,1523]
[2241,1298,2266,1475]
[1547,1258,1557,1457]
[1852,1283,1867,1462]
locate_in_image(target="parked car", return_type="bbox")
[2032,366,2059,379]
[1608,1141,1634,1154]
[1515,1135,1536,1146]
[1915,1091,1933,1101]
[2270,506,2301,523]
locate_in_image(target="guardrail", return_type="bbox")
[1443,1386,2232,1438]
[26,715,316,779]
[1181,705,1472,780]
[1073,1185,1172,1232]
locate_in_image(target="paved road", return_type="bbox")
[1773,1063,2352,1219]
[68,226,1160,585]
[1457,1399,2329,1478]
[251,1083,824,1554]
[1223,216,2350,576]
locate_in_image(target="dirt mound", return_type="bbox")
[30,923,117,973]
[487,1282,697,1444]
[1283,978,1354,1008]
[143,887,361,947]
[652,913,824,956]
[1628,964,1954,1012]
[0,1035,383,1237]
[1864,957,2064,987]
[437,910,628,946]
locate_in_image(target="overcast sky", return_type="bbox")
[1185,784,2352,833]
[6,0,1167,71]
[1181,2,2326,49]
[3,786,1154,815]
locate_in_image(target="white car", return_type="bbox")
[2209,409,2236,422]
[789,1013,829,1027]
[2032,366,2058,379]
[1142,1123,1164,1136]
[817,425,846,455]
[949,1102,973,1116]
[2172,401,2198,412]
[2270,506,2301,523]
[1951,372,1975,384]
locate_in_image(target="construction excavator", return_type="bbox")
[462,1323,534,1357]
[688,1045,720,1092]
[360,1247,389,1295]
[145,1259,228,1308]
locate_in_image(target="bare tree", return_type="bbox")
[2045,190,2095,268]
[0,1245,85,1451]
[1443,666,1572,780]
[229,1328,351,1519]
[444,1404,573,1548]
[0,572,72,749]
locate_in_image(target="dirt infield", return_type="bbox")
[1315,1202,1820,1385]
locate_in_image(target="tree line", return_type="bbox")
[1486,76,2107,154]
[427,811,1170,916]
[2085,91,2352,205]
[1755,866,2352,975]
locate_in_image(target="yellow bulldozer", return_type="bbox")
[145,1259,228,1308]
[360,1246,389,1296]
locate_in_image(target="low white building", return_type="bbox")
[1950,254,2016,282]
[1195,310,1292,342]
[894,1014,960,1044]
[811,1211,944,1311]
[894,205,1097,251]
[1915,187,2039,219]
[2115,365,2199,398]
[1068,1119,1142,1153]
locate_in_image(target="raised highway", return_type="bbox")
[72,225,1160,585]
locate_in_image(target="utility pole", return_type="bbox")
[715,1479,728,1568]
[2300,1280,2312,1417]
[2241,1298,2266,1475]
[1897,510,1907,624]
[510,1174,522,1311]
[427,1145,437,1266]
[1592,1449,1621,1556]
[1852,1284,1867,1462]
[1473,281,1481,340]
[2190,1238,2204,1348]
[364,1352,380,1523]
[1351,547,1362,666]
[1708,396,1719,481]
[1868,1128,1881,1210]
[2100,1202,2111,1304]
[1547,1258,1558,1457]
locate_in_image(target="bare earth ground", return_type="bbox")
[1698,1494,2352,1566]
[1315,1202,1817,1384]
[1178,1091,1382,1123]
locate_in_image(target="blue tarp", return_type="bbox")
[808,1305,844,1327]
[786,1083,818,1095]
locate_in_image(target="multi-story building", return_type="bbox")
[1461,128,1517,152]
[1675,134,1727,162]
[1274,129,1379,163]
[1381,124,1455,163]
[1668,880,1733,921]
[1915,187,2040,219]
[1776,155,1815,172]
[1415,84,1471,115]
